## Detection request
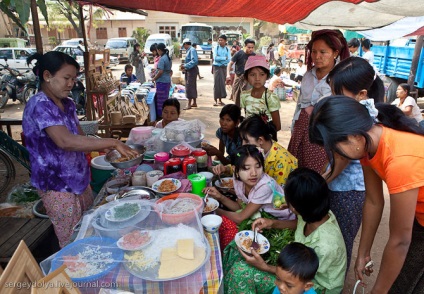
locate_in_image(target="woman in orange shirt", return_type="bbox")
[309,96,424,293]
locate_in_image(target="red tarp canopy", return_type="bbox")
[79,0,424,31]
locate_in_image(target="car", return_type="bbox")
[53,45,119,68]
[61,38,94,47]
[0,47,37,72]
[286,43,307,61]
[144,34,174,63]
[105,37,138,63]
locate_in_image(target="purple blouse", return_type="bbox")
[22,91,89,194]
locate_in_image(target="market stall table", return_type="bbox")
[41,193,223,294]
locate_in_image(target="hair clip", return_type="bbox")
[359,99,379,122]
[237,153,241,157]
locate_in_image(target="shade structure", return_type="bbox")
[78,0,424,31]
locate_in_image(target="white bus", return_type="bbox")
[180,23,214,64]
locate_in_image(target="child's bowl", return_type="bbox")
[201,214,222,233]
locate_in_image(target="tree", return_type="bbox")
[47,1,107,38]
[0,0,48,33]
[132,27,150,46]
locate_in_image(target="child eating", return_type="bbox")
[204,144,293,249]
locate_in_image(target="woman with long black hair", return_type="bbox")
[309,95,424,293]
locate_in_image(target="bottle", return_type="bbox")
[153,152,169,171]
[192,149,208,172]
[182,156,197,176]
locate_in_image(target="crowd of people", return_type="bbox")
[22,29,424,294]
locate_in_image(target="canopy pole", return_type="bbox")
[407,35,424,96]
[30,0,43,54]
[78,4,92,120]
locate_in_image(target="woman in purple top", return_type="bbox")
[23,51,138,247]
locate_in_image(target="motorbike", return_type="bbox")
[0,59,37,109]
[70,72,86,115]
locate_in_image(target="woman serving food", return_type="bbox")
[23,51,138,247]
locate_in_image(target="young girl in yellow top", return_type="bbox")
[213,114,297,187]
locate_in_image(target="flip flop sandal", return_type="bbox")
[213,103,219,106]
[218,102,226,106]
[191,105,198,107]
[183,107,192,110]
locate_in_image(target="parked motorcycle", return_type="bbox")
[70,72,86,115]
[0,58,37,109]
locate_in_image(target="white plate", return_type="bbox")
[214,177,234,190]
[117,230,154,251]
[151,178,181,194]
[235,230,270,255]
[105,202,142,222]
[203,198,219,213]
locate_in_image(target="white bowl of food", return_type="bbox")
[151,178,181,194]
[201,214,222,233]
[203,197,219,214]
[214,177,234,191]
[235,230,270,255]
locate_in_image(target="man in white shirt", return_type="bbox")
[294,60,307,82]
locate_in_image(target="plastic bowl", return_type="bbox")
[154,193,204,224]
[201,214,222,233]
[105,144,146,169]
[202,197,219,214]
[51,236,123,282]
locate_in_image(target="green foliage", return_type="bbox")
[173,41,180,58]
[259,36,272,50]
[132,28,150,47]
[48,36,58,46]
[0,0,49,33]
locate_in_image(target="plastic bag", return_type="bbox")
[268,181,286,209]
[7,182,40,204]
[162,120,205,143]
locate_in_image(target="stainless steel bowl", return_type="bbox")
[105,144,146,169]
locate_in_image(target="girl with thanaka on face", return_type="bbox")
[309,95,424,293]
[203,145,293,249]
[213,113,297,188]
[240,55,282,132]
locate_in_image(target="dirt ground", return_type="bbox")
[0,63,390,293]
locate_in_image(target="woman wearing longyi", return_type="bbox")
[23,51,138,247]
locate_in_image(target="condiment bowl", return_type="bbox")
[201,214,222,233]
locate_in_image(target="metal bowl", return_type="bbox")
[105,144,146,169]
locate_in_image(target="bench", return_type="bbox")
[0,217,59,268]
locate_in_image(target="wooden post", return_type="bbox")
[407,35,424,96]
[78,4,93,120]
[30,0,43,54]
